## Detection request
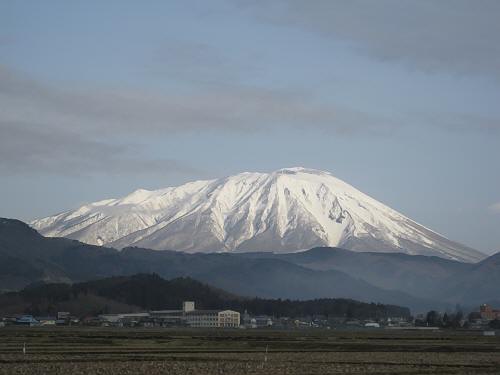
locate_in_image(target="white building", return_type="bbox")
[185,305,240,328]
[218,310,240,328]
[183,301,195,312]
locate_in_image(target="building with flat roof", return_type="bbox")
[185,310,220,328]
[185,309,240,328]
[218,310,240,328]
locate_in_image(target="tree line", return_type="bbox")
[1,273,410,319]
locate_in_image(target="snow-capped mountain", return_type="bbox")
[31,167,484,262]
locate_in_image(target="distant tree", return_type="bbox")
[26,304,40,316]
[442,312,450,327]
[426,310,441,326]
[346,306,354,319]
[451,311,463,328]
[414,317,426,327]
[468,311,481,322]
[489,319,500,329]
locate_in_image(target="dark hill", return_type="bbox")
[0,218,431,311]
[0,273,411,319]
[2,218,498,312]
[247,247,472,300]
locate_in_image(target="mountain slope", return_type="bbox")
[438,252,500,306]
[237,247,473,301]
[4,218,500,311]
[31,168,483,262]
[0,218,438,311]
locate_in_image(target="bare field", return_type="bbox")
[0,328,499,374]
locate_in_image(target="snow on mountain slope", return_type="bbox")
[31,167,484,262]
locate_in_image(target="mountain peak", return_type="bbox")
[275,166,319,173]
[31,168,484,262]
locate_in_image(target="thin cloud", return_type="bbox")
[0,64,393,136]
[0,121,194,176]
[242,0,500,79]
[415,111,500,134]
[149,39,256,84]
[0,64,393,176]
[489,202,500,214]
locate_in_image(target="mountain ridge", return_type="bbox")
[31,168,483,262]
[1,218,499,311]
[0,218,441,311]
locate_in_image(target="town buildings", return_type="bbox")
[479,304,500,320]
[0,302,418,330]
[99,302,240,328]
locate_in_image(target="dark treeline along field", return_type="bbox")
[0,273,410,319]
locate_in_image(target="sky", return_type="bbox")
[1,0,499,254]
